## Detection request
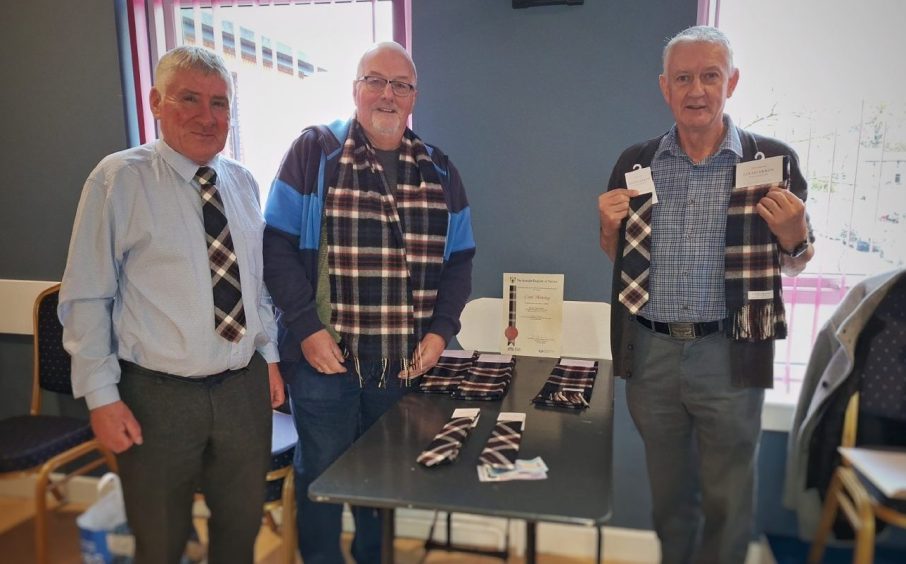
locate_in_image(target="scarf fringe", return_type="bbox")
[729,300,788,342]
[350,355,398,389]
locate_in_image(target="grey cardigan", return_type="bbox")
[606,126,808,388]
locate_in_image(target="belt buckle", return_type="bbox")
[668,322,696,340]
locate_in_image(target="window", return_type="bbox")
[126,0,407,201]
[708,0,906,400]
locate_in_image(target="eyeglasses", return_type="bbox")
[357,75,416,97]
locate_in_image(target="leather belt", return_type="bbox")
[635,315,723,340]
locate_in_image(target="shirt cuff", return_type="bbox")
[257,343,280,364]
[85,385,122,410]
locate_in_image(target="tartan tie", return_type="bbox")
[478,419,523,470]
[618,193,653,314]
[417,414,478,467]
[196,167,246,343]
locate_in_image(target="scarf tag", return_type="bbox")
[625,164,659,204]
[735,154,784,188]
[747,290,775,301]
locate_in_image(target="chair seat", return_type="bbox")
[0,415,93,472]
[856,469,906,513]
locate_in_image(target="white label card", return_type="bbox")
[735,155,784,188]
[747,290,774,301]
[624,166,659,204]
[441,349,475,358]
[478,353,513,363]
[451,408,481,425]
[498,412,526,429]
[559,358,596,368]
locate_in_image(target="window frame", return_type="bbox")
[125,0,410,145]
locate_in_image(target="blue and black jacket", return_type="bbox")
[262,118,476,364]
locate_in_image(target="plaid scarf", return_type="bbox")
[531,359,598,409]
[419,352,477,394]
[325,120,448,361]
[452,357,516,401]
[724,161,789,342]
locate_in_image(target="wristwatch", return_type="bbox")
[782,239,810,258]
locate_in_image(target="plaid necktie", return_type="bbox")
[478,418,524,470]
[618,193,653,314]
[196,167,246,343]
[417,410,480,467]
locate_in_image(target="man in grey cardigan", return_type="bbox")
[598,26,814,563]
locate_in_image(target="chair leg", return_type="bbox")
[282,472,297,563]
[809,469,844,563]
[34,466,53,564]
[852,507,875,564]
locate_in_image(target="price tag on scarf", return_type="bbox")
[735,155,784,188]
[625,165,659,204]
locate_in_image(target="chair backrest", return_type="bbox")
[32,284,72,413]
[842,392,860,450]
[457,297,612,360]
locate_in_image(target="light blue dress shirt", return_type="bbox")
[644,117,744,323]
[59,140,279,409]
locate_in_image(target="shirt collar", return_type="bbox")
[655,114,744,162]
[154,139,222,185]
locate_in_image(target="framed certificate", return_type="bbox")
[501,273,564,357]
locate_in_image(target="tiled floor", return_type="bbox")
[0,496,613,563]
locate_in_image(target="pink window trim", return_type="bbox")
[125,0,411,145]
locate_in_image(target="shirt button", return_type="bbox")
[627,344,634,351]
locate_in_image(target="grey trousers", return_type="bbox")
[627,326,764,564]
[116,354,272,564]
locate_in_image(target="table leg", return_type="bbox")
[381,507,395,564]
[596,526,602,564]
[525,521,537,564]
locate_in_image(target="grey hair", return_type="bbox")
[155,46,233,100]
[662,25,734,73]
[356,41,417,82]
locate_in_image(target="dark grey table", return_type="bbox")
[309,356,614,563]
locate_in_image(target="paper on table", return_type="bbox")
[477,456,549,482]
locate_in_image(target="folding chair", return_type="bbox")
[809,393,906,563]
[0,283,117,564]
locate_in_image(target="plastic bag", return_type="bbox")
[77,473,135,564]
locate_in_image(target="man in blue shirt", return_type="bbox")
[60,46,285,563]
[599,26,814,563]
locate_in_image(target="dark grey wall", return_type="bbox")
[0,0,128,417]
[411,0,694,531]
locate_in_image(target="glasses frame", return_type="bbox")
[357,75,417,97]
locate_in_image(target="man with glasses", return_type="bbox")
[598,26,813,563]
[263,41,475,563]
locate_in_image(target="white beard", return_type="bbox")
[370,111,402,138]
